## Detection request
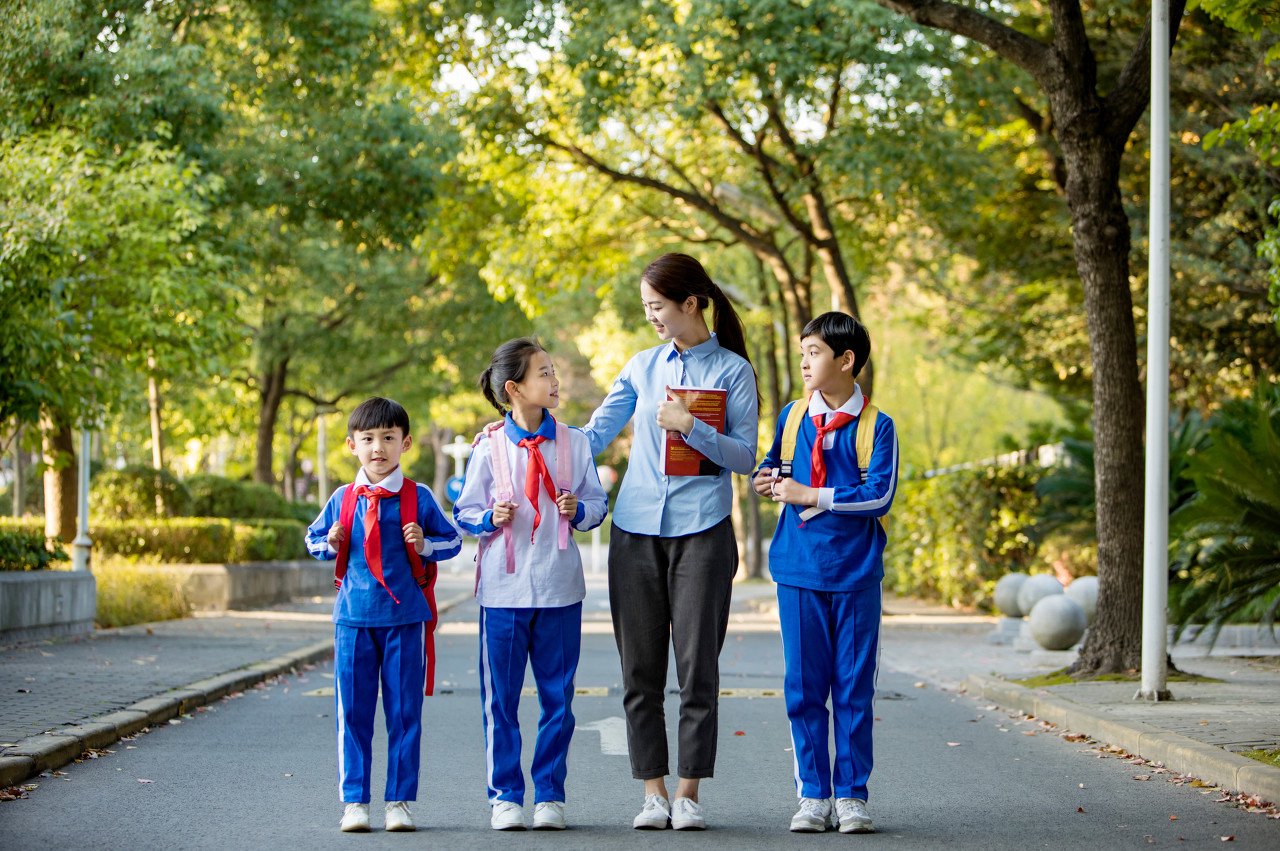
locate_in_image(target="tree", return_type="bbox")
[871,0,1191,675]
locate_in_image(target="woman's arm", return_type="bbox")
[569,430,609,532]
[581,359,638,457]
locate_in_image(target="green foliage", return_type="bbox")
[186,474,302,521]
[93,518,307,563]
[90,466,192,520]
[1170,384,1280,642]
[92,560,192,629]
[884,466,1040,609]
[0,519,68,571]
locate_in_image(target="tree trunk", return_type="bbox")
[254,360,288,485]
[1058,131,1147,676]
[147,355,164,471]
[41,413,77,543]
[12,423,24,517]
[743,475,764,579]
[429,427,450,498]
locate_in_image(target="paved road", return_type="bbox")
[3,619,1276,848]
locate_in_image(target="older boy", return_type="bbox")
[306,396,461,832]
[753,312,898,834]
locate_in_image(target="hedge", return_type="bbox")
[0,518,67,571]
[93,518,308,563]
[186,474,315,522]
[91,465,191,520]
[884,465,1040,609]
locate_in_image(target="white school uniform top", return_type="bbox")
[453,411,609,609]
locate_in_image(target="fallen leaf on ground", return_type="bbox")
[137,779,154,784]
[1133,775,1152,781]
[913,682,926,689]
[1076,807,1085,813]
[1220,836,1234,842]
[946,742,961,747]
[1169,815,1178,821]
[734,731,746,736]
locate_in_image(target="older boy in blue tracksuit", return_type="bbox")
[306,397,461,833]
[753,312,898,834]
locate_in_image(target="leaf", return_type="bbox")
[733,730,746,736]
[1133,774,1152,781]
[947,742,961,747]
[1076,806,1085,813]
[137,778,154,784]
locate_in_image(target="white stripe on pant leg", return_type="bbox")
[790,725,803,798]
[480,608,499,802]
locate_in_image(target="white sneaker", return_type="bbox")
[632,794,671,830]
[789,797,833,832]
[671,796,706,830]
[490,800,526,831]
[533,800,566,830]
[836,798,874,833]
[384,801,415,832]
[340,802,371,832]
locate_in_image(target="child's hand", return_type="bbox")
[752,467,778,497]
[491,500,517,527]
[656,388,696,435]
[556,491,578,519]
[327,522,346,548]
[771,477,819,507]
[402,522,424,551]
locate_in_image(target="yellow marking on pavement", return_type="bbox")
[304,687,336,697]
[718,688,783,698]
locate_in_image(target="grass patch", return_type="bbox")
[1015,667,1223,688]
[1241,749,1280,769]
[92,558,191,628]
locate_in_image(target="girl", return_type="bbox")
[582,253,759,830]
[453,337,609,831]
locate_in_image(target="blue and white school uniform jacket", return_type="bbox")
[758,385,899,592]
[306,467,462,627]
[453,411,609,609]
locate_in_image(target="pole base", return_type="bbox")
[1133,688,1173,702]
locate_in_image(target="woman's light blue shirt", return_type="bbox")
[583,334,758,537]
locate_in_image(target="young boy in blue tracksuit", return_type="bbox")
[453,338,609,831]
[306,396,462,833]
[752,312,898,834]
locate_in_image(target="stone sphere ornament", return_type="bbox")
[993,573,1031,617]
[1064,576,1099,625]
[1028,595,1088,650]
[1016,574,1064,617]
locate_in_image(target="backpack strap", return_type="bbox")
[334,485,358,590]
[397,478,439,697]
[778,396,810,478]
[474,423,517,588]
[554,418,572,552]
[855,404,880,483]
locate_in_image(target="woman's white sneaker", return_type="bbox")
[836,798,874,833]
[384,801,415,832]
[671,797,707,830]
[491,800,526,830]
[632,794,671,829]
[339,803,371,832]
[790,797,833,832]
[533,801,566,830]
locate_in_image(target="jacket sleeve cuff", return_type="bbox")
[572,502,586,526]
[816,488,835,512]
[482,510,498,533]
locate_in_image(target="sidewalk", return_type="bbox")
[3,568,1279,810]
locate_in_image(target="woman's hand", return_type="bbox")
[491,500,517,527]
[656,389,696,435]
[556,491,579,519]
[771,476,819,507]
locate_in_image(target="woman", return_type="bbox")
[583,252,759,831]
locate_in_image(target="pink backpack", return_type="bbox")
[473,418,573,587]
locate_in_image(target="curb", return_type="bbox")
[0,590,479,790]
[966,673,1280,806]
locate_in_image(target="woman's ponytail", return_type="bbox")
[707,283,751,365]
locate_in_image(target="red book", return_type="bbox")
[663,386,728,476]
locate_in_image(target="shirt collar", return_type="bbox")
[807,383,865,419]
[355,466,404,491]
[662,332,722,362]
[504,409,555,442]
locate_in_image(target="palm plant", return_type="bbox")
[1170,386,1280,643]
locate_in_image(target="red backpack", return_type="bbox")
[333,479,439,696]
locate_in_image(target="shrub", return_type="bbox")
[186,474,307,521]
[91,465,191,520]
[884,465,1040,609]
[93,559,191,628]
[0,519,68,571]
[92,518,308,563]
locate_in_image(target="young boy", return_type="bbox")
[752,312,898,834]
[306,397,461,833]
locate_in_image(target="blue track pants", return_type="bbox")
[479,602,582,804]
[777,582,881,801]
[334,622,425,803]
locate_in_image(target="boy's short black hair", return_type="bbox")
[801,311,871,377]
[347,397,411,436]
